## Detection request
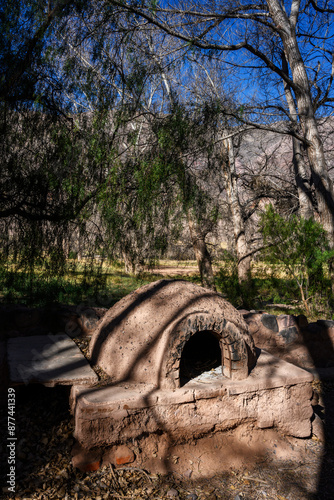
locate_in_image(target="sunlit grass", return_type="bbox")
[0,259,199,307]
[0,258,332,320]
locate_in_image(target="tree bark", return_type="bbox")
[281,52,313,219]
[108,0,333,236]
[187,212,216,290]
[292,137,314,219]
[122,249,144,274]
[268,0,334,235]
[222,137,251,284]
[122,250,136,274]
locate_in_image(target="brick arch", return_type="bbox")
[161,313,255,389]
[90,279,256,388]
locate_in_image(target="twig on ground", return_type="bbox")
[242,476,268,484]
[117,466,152,481]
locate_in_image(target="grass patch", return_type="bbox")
[0,260,200,308]
[0,259,333,320]
[216,261,334,320]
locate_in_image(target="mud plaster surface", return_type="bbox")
[110,424,321,478]
[89,279,256,388]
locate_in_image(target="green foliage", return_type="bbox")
[216,252,241,305]
[217,212,334,315]
[97,102,221,272]
[0,261,199,308]
[0,106,115,281]
[0,270,104,307]
[216,251,256,309]
[259,204,334,311]
[216,252,333,317]
[0,0,226,285]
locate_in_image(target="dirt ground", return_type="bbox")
[149,264,200,277]
[1,379,334,500]
[1,285,334,500]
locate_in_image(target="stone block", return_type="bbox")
[77,308,100,336]
[297,314,308,328]
[8,334,98,386]
[72,442,101,472]
[257,416,274,429]
[317,319,334,329]
[312,413,325,442]
[261,314,278,332]
[277,314,299,331]
[279,326,299,344]
[115,445,135,465]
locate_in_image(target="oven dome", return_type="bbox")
[89,279,256,389]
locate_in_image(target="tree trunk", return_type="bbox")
[122,250,137,274]
[222,137,251,284]
[268,0,334,289]
[62,237,70,259]
[292,137,314,219]
[268,0,334,242]
[187,213,216,290]
[281,52,313,219]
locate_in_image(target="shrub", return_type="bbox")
[259,204,334,313]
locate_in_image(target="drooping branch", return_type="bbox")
[0,0,72,101]
[107,1,296,88]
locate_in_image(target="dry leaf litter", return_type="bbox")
[1,336,334,499]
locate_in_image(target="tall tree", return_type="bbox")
[108,0,334,257]
[221,135,251,283]
[183,57,254,283]
[281,52,314,219]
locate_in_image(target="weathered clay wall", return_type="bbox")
[244,311,334,375]
[89,279,257,389]
[71,350,313,452]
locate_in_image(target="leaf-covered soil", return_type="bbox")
[1,380,334,500]
[1,300,334,500]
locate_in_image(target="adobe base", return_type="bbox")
[70,350,314,473]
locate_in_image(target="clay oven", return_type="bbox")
[89,279,257,388]
[71,280,314,471]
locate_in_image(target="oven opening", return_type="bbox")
[179,330,221,386]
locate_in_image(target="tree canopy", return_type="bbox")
[1,0,334,288]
